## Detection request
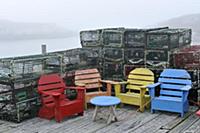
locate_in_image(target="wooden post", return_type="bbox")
[41,44,46,74]
[41,44,47,54]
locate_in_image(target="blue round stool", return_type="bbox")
[90,96,121,124]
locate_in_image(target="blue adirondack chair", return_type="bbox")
[147,69,192,117]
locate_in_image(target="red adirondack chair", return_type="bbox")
[38,73,85,122]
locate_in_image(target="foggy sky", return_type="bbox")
[0,0,200,30]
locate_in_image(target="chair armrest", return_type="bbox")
[180,85,191,91]
[146,82,160,98]
[99,79,117,96]
[111,81,128,95]
[147,82,160,88]
[41,91,61,97]
[107,81,128,85]
[140,85,148,90]
[99,79,118,84]
[75,82,86,86]
[66,86,85,100]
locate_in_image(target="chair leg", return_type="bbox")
[146,103,150,109]
[145,99,151,109]
[181,112,184,117]
[85,102,88,110]
[151,109,155,114]
[119,103,124,108]
[78,112,84,116]
[140,105,144,112]
[55,113,62,123]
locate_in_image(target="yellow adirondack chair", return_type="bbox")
[114,68,154,112]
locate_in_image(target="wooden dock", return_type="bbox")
[0,105,199,133]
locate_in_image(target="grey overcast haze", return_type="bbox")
[0,0,200,30]
[0,0,200,57]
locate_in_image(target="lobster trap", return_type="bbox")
[172,45,200,69]
[147,28,191,50]
[146,49,169,69]
[56,48,100,72]
[102,28,124,48]
[51,48,101,85]
[0,54,62,122]
[80,29,102,47]
[123,27,169,48]
[103,61,124,81]
[124,48,144,65]
[0,79,39,122]
[103,48,124,62]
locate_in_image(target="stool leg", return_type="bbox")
[92,106,98,121]
[111,105,118,121]
[107,106,113,124]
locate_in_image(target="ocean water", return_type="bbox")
[0,37,81,58]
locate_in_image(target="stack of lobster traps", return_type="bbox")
[50,48,100,85]
[80,29,104,75]
[80,28,124,79]
[146,28,191,69]
[80,28,126,80]
[0,54,62,122]
[171,45,200,104]
[80,27,192,81]
[101,28,125,80]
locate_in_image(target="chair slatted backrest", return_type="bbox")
[158,69,192,99]
[126,68,154,91]
[75,69,102,91]
[38,74,66,105]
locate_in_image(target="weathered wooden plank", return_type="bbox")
[128,112,178,133]
[93,107,137,133]
[96,108,159,133]
[58,108,130,133]
[160,108,195,130]
[4,118,50,133]
[36,108,119,133]
[183,118,200,133]
[0,118,38,133]
[169,113,199,133]
[0,121,20,133]
[3,109,93,133]
[0,106,198,133]
[64,107,133,133]
[36,110,94,133]
[154,129,169,133]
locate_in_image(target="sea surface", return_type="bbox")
[0,36,81,58]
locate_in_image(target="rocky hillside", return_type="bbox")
[0,19,74,40]
[157,13,200,43]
